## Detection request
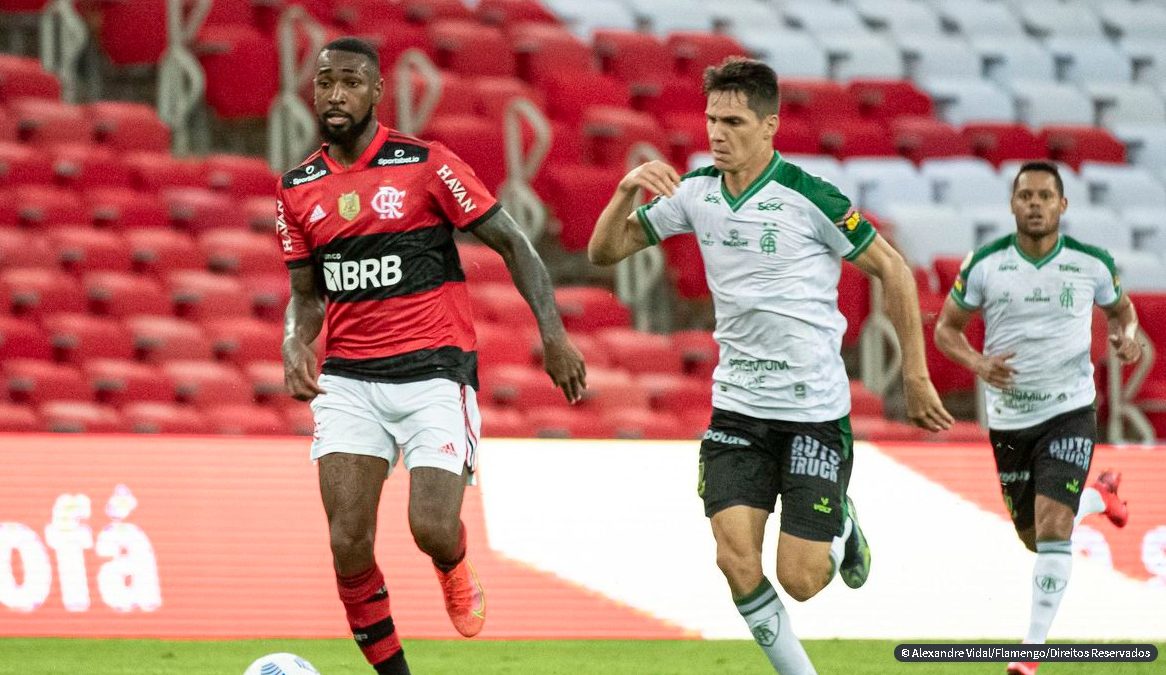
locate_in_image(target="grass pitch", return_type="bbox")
[0,638,1159,674]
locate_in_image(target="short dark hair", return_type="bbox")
[321,36,380,73]
[1012,160,1064,196]
[702,57,779,119]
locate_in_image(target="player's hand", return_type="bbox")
[283,339,325,401]
[904,375,954,432]
[975,351,1016,389]
[1109,332,1142,364]
[619,160,681,198]
[541,333,587,404]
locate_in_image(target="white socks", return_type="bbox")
[828,515,854,579]
[1074,487,1105,526]
[1024,540,1073,644]
[735,578,817,674]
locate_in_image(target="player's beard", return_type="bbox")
[318,107,375,146]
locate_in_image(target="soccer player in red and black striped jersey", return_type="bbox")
[277,38,586,674]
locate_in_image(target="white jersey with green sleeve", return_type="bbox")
[950,234,1122,430]
[635,152,877,422]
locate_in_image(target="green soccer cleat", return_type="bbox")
[840,496,871,589]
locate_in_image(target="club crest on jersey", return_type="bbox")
[371,185,406,220]
[338,191,361,221]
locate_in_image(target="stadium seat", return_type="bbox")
[430,20,516,77]
[1010,82,1095,127]
[1081,83,1166,128]
[540,0,638,38]
[402,0,474,23]
[529,331,613,369]
[746,30,828,79]
[582,106,669,167]
[555,286,631,333]
[203,317,282,364]
[931,420,990,443]
[1015,0,1104,39]
[594,327,684,374]
[971,37,1057,87]
[843,157,931,214]
[1123,208,1166,253]
[167,270,253,320]
[1080,163,1166,210]
[4,359,90,404]
[539,69,631,124]
[577,366,650,411]
[457,243,511,284]
[593,29,672,93]
[852,0,944,38]
[891,117,972,163]
[922,78,1016,126]
[241,195,276,233]
[484,363,568,409]
[524,405,611,438]
[124,229,207,275]
[1044,37,1132,85]
[848,79,934,123]
[205,404,286,435]
[83,359,173,406]
[17,185,88,229]
[125,316,214,362]
[245,273,291,323]
[52,144,132,191]
[781,0,870,40]
[469,76,545,122]
[921,157,1010,207]
[44,313,135,362]
[934,0,1024,38]
[850,415,930,442]
[833,36,906,81]
[0,315,50,359]
[164,187,249,233]
[50,230,133,274]
[0,228,55,270]
[469,282,533,330]
[961,123,1045,166]
[838,261,871,348]
[86,187,169,231]
[627,0,722,33]
[204,154,275,198]
[818,118,897,159]
[423,115,507,193]
[475,321,536,371]
[509,22,595,89]
[1039,126,1126,169]
[10,97,90,146]
[198,230,285,277]
[670,329,717,379]
[1111,123,1166,171]
[780,80,861,123]
[123,152,205,192]
[86,101,170,153]
[1,268,86,315]
[95,0,168,66]
[40,400,128,433]
[933,256,964,293]
[881,205,976,266]
[476,0,558,26]
[0,141,55,185]
[666,32,748,78]
[603,407,684,439]
[241,361,285,402]
[637,372,710,416]
[0,55,60,101]
[478,404,533,438]
[0,403,39,431]
[84,271,171,317]
[849,381,884,417]
[122,402,211,434]
[1112,252,1166,291]
[280,402,314,436]
[900,36,983,81]
[163,360,252,407]
[536,162,622,252]
[195,25,279,119]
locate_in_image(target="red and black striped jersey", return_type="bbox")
[276,124,500,388]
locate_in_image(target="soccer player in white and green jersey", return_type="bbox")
[935,161,1141,675]
[588,58,953,674]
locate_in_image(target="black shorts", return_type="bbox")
[698,408,854,542]
[989,405,1097,531]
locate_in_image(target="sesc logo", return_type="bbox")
[322,256,403,292]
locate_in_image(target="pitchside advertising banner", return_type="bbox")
[0,435,1163,641]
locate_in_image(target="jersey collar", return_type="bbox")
[720,151,781,212]
[1012,233,1064,269]
[320,123,390,174]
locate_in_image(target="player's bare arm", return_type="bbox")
[282,265,326,401]
[472,208,587,403]
[587,160,680,266]
[852,235,954,431]
[1104,294,1142,364]
[934,296,1017,389]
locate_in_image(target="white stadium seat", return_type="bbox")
[1080,162,1166,210]
[963,205,1016,246]
[881,204,976,266]
[842,157,932,216]
[1044,37,1134,85]
[1120,39,1166,85]
[1121,207,1166,253]
[542,0,640,36]
[923,77,1016,125]
[921,157,1011,207]
[623,0,720,33]
[934,0,1024,38]
[1007,81,1095,127]
[1059,206,1132,252]
[899,35,983,80]
[783,154,859,200]
[1096,2,1166,40]
[833,35,905,80]
[1080,83,1166,128]
[1015,0,1106,39]
[1113,250,1166,291]
[781,1,873,40]
[1111,124,1166,170]
[971,37,1057,86]
[711,1,785,37]
[747,30,829,78]
[852,0,945,38]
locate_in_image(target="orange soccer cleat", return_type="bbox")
[1091,470,1129,528]
[435,558,486,637]
[1007,661,1038,675]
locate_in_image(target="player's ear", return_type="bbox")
[372,77,384,105]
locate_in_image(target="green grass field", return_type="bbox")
[0,639,1159,674]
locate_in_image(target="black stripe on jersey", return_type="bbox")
[371,141,429,168]
[325,346,479,389]
[315,225,465,303]
[281,156,330,189]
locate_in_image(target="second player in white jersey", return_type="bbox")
[950,234,1121,429]
[636,152,876,422]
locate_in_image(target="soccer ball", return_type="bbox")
[243,653,321,675]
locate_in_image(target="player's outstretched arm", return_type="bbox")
[853,235,954,431]
[472,208,587,403]
[1103,294,1142,364]
[934,295,1016,389]
[282,266,326,401]
[587,160,678,266]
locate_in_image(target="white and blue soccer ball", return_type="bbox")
[243,652,321,675]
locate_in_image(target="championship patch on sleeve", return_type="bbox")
[836,208,862,232]
[953,277,965,294]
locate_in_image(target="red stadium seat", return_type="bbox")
[848,79,934,122]
[467,281,537,330]
[891,117,972,163]
[1,268,86,315]
[850,415,929,441]
[17,185,88,229]
[483,363,566,409]
[0,403,39,431]
[932,420,989,442]
[0,316,51,359]
[0,55,60,101]
[525,405,612,438]
[772,116,821,155]
[839,259,871,348]
[554,286,632,333]
[241,360,285,402]
[470,76,545,121]
[660,110,711,165]
[594,30,671,92]
[0,108,13,143]
[637,372,710,416]
[962,123,1046,166]
[162,360,253,406]
[125,316,214,362]
[423,115,507,193]
[458,243,510,284]
[10,97,90,146]
[818,118,897,158]
[246,273,291,323]
[167,270,253,320]
[84,271,171,317]
[40,400,128,433]
[86,188,170,231]
[0,141,55,185]
[933,256,963,294]
[205,404,286,435]
[52,144,132,191]
[95,0,168,66]
[124,229,207,274]
[123,152,205,192]
[577,366,650,411]
[529,331,614,370]
[509,22,594,89]
[44,313,135,361]
[281,402,315,436]
[204,317,282,364]
[1039,126,1126,170]
[86,101,170,153]
[163,187,249,233]
[195,25,278,119]
[849,381,884,417]
[603,407,684,439]
[198,230,285,277]
[594,327,685,374]
[83,359,174,405]
[476,0,557,26]
[667,33,748,77]
[535,162,622,252]
[582,106,669,167]
[241,195,276,233]
[123,402,211,434]
[50,230,133,274]
[4,359,90,404]
[478,404,533,437]
[204,153,275,198]
[0,228,55,270]
[429,20,516,77]
[660,235,709,300]
[540,70,631,125]
[781,80,862,122]
[670,329,717,379]
[475,321,536,371]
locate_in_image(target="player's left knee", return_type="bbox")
[777,567,827,603]
[408,511,460,556]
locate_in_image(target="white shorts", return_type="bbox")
[309,374,481,481]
